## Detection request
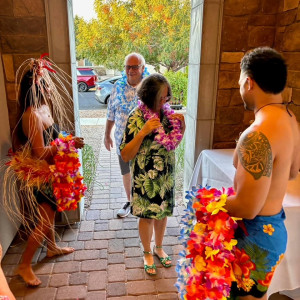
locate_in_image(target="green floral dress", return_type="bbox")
[119,107,176,219]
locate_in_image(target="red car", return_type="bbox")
[77,68,98,92]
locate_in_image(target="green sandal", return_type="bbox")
[153,245,172,268]
[143,251,157,275]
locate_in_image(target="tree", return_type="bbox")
[75,0,191,72]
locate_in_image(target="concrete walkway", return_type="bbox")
[2,118,185,300]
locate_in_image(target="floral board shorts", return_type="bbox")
[230,209,287,299]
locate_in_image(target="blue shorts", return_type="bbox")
[230,209,287,299]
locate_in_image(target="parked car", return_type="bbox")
[77,68,98,92]
[95,75,122,104]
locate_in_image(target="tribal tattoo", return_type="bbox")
[238,131,272,180]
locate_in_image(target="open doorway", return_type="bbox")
[72,0,191,206]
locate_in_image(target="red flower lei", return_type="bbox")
[176,187,240,300]
[51,134,87,211]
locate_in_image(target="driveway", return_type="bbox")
[78,90,106,110]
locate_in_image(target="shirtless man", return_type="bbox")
[225,47,300,299]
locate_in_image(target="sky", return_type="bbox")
[72,0,97,21]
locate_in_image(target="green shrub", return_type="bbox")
[175,136,185,172]
[164,69,188,107]
[82,144,98,191]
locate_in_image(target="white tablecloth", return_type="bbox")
[189,149,300,296]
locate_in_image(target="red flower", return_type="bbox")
[233,248,256,278]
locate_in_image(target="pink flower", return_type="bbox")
[138,102,183,151]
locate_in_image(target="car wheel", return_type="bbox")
[105,95,110,104]
[78,82,88,92]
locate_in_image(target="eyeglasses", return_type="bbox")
[161,96,171,102]
[125,65,142,71]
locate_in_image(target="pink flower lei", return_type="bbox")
[138,100,183,151]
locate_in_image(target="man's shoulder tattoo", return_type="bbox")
[237,131,272,180]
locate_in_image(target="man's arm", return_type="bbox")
[225,130,273,219]
[104,85,117,151]
[104,120,115,151]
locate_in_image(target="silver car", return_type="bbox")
[94,75,122,104]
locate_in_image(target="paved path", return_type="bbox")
[2,116,186,300]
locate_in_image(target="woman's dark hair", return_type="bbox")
[137,73,172,110]
[241,47,287,94]
[13,70,44,150]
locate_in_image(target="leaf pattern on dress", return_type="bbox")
[134,173,147,195]
[144,177,160,199]
[153,156,164,171]
[120,107,176,219]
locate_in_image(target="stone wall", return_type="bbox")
[280,0,300,117]
[0,0,49,131]
[213,0,300,149]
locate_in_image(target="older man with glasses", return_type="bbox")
[104,53,150,218]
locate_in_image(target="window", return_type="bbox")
[110,78,120,84]
[77,69,96,76]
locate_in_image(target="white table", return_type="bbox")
[189,149,300,297]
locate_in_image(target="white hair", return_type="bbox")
[124,52,145,66]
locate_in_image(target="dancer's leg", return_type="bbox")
[17,203,53,286]
[46,211,74,257]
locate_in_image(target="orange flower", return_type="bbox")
[195,255,206,272]
[233,248,256,278]
[263,224,275,236]
[237,277,255,292]
[258,271,274,287]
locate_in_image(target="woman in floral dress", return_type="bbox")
[120,74,185,275]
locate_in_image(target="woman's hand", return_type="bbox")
[73,137,85,149]
[171,114,185,134]
[141,118,161,136]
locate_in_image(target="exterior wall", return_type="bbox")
[184,0,224,191]
[280,0,300,117]
[0,0,49,131]
[213,0,300,149]
[184,0,300,190]
[0,51,17,254]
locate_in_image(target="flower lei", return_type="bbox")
[176,186,240,300]
[8,134,86,212]
[115,68,150,113]
[138,101,183,151]
[50,133,86,211]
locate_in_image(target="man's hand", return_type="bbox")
[141,118,161,136]
[104,136,114,151]
[73,137,85,149]
[171,113,185,134]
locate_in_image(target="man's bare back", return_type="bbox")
[233,105,300,217]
